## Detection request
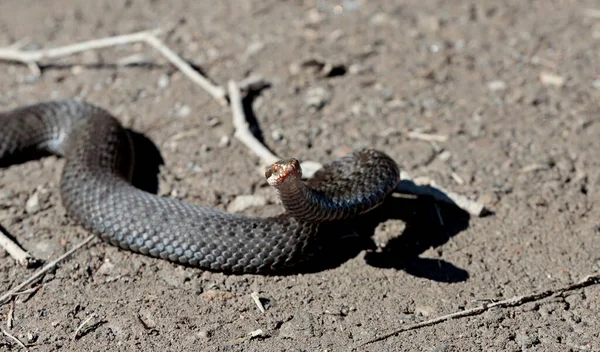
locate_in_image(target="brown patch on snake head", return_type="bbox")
[265,158,303,186]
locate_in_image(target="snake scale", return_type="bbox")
[0,100,400,273]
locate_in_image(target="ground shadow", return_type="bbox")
[299,196,471,282]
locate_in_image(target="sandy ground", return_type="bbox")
[0,0,599,351]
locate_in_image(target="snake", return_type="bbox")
[0,100,400,274]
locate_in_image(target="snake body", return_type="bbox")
[0,100,400,273]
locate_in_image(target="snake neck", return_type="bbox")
[272,178,336,223]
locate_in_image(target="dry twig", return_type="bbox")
[356,273,600,349]
[406,131,448,143]
[6,300,15,329]
[0,225,39,267]
[73,314,96,340]
[228,80,278,165]
[0,28,227,105]
[395,171,486,217]
[1,328,27,350]
[0,235,96,305]
[250,291,266,313]
[227,80,324,178]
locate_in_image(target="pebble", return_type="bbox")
[271,129,284,142]
[200,289,235,302]
[96,258,116,276]
[174,104,191,118]
[279,311,315,338]
[32,239,63,260]
[304,86,332,109]
[227,195,267,213]
[196,330,210,339]
[138,308,157,329]
[516,332,539,348]
[218,135,230,148]
[539,72,565,87]
[25,188,50,214]
[414,305,435,317]
[157,74,170,89]
[487,80,507,91]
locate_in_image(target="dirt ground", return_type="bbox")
[0,0,599,351]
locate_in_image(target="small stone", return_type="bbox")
[305,86,332,109]
[158,74,170,89]
[539,72,565,87]
[279,311,315,338]
[32,239,63,260]
[201,289,235,302]
[516,332,539,348]
[370,13,390,26]
[244,41,265,58]
[196,330,210,339]
[206,116,221,127]
[414,305,435,317]
[487,80,507,91]
[96,258,115,276]
[218,135,230,148]
[26,332,38,343]
[289,62,301,76]
[25,189,50,214]
[271,129,284,141]
[227,195,267,213]
[138,308,157,329]
[175,104,191,118]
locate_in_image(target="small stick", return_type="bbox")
[0,235,96,305]
[395,171,486,217]
[73,314,96,340]
[0,28,162,70]
[406,131,448,143]
[1,328,27,350]
[0,225,39,267]
[6,299,15,329]
[12,285,43,297]
[227,80,323,178]
[143,35,227,105]
[228,328,264,345]
[250,291,265,313]
[356,273,600,348]
[228,80,279,165]
[0,28,227,105]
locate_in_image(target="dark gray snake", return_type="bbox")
[0,100,400,273]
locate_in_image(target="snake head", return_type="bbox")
[265,158,303,186]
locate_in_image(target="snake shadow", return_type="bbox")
[300,196,471,283]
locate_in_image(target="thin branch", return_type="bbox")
[395,171,486,217]
[0,225,39,267]
[250,291,265,313]
[0,235,96,305]
[73,314,96,340]
[228,80,279,165]
[0,28,227,105]
[0,28,162,64]
[356,273,600,349]
[406,131,448,143]
[227,80,324,178]
[143,35,227,105]
[1,328,27,350]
